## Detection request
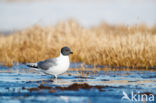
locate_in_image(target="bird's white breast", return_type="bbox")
[47,54,70,75]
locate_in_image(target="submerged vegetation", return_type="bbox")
[0,20,156,67]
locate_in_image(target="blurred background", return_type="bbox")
[0,0,156,34]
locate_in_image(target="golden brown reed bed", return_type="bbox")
[0,20,156,67]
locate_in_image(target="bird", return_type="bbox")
[26,46,73,79]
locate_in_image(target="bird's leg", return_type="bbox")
[54,75,57,79]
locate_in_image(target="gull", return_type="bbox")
[26,46,73,79]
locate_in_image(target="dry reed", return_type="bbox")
[0,20,156,67]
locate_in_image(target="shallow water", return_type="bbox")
[0,64,156,103]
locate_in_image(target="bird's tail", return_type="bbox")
[26,63,38,68]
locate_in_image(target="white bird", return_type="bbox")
[26,46,73,79]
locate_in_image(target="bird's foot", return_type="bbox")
[54,75,58,79]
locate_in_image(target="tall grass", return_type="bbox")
[0,20,156,67]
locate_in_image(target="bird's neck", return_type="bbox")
[58,53,69,60]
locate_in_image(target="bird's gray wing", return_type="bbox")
[37,58,57,70]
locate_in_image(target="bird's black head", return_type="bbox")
[61,46,73,56]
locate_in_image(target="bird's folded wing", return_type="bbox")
[37,58,57,70]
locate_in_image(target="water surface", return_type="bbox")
[0,64,155,103]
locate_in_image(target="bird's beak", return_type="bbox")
[70,51,73,54]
